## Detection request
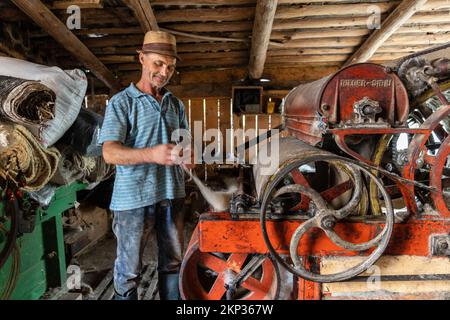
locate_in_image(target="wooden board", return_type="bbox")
[320,255,450,297]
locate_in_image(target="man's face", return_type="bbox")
[139,52,176,89]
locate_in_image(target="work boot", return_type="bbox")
[113,289,138,300]
[158,273,180,300]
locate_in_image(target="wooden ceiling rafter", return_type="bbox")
[248,0,278,79]
[10,0,120,90]
[50,0,104,9]
[2,0,450,92]
[345,0,430,65]
[122,0,159,32]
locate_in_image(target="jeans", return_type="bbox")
[112,199,185,300]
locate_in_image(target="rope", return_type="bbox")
[0,124,60,191]
[51,145,114,186]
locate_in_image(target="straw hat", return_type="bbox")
[137,31,180,61]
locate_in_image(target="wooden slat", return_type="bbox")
[178,42,250,53]
[321,256,450,297]
[219,98,232,154]
[154,7,255,23]
[51,0,103,9]
[273,33,450,49]
[265,52,410,65]
[267,44,435,56]
[276,2,397,20]
[249,0,278,79]
[0,41,27,60]
[10,0,120,90]
[271,24,450,41]
[53,7,135,26]
[79,34,251,48]
[178,57,248,67]
[89,269,113,300]
[181,50,249,60]
[275,0,449,19]
[162,18,450,35]
[272,12,450,30]
[161,21,254,33]
[345,0,429,66]
[151,0,255,5]
[57,22,450,40]
[73,26,143,36]
[87,42,438,59]
[161,28,251,43]
[87,42,248,55]
[99,55,138,64]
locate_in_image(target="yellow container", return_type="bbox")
[267,101,275,114]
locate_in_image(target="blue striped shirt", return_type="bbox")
[98,83,188,211]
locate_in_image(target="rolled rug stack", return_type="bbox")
[0,76,56,139]
[51,145,114,187]
[0,124,60,192]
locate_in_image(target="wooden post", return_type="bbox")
[249,0,278,79]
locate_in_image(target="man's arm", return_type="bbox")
[103,141,176,166]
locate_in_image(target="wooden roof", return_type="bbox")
[1,0,450,94]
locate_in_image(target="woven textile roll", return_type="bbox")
[0,76,55,128]
[51,145,114,186]
[0,124,60,191]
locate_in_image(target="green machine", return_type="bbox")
[0,182,86,300]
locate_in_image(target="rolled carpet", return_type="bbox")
[0,124,60,191]
[51,145,114,187]
[0,76,56,129]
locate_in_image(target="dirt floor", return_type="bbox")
[74,216,197,299]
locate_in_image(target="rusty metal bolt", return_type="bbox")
[321,104,330,112]
[321,216,337,230]
[416,157,424,168]
[438,240,449,250]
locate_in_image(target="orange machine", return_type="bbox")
[180,46,450,300]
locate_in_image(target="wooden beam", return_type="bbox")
[272,12,450,30]
[161,27,250,43]
[154,7,255,23]
[345,0,429,66]
[50,0,103,9]
[249,0,278,79]
[276,2,397,20]
[272,33,450,49]
[10,0,120,90]
[267,45,435,56]
[123,0,159,32]
[275,0,450,19]
[0,41,27,60]
[150,0,255,5]
[271,24,450,41]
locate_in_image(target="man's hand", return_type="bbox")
[180,147,196,170]
[146,144,177,166]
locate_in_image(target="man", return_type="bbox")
[99,31,191,300]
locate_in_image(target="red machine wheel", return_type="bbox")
[180,229,280,300]
[430,135,450,217]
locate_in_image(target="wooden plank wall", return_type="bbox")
[181,97,283,165]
